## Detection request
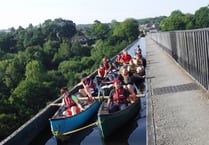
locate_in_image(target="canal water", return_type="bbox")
[30,38,147,145]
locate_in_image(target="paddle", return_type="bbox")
[78,93,145,101]
[45,136,58,145]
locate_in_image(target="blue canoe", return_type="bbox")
[49,100,101,140]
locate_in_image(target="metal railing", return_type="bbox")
[149,28,209,92]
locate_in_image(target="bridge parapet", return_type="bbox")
[149,28,209,92]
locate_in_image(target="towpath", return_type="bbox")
[146,36,209,145]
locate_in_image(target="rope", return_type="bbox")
[53,121,99,136]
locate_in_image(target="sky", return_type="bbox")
[0,0,208,29]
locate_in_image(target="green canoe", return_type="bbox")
[97,98,141,139]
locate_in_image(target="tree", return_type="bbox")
[31,27,45,46]
[55,18,77,39]
[25,45,44,62]
[112,18,139,43]
[91,39,106,61]
[160,10,186,31]
[194,6,209,28]
[160,17,174,31]
[58,60,83,86]
[0,33,16,53]
[0,60,11,100]
[0,113,17,140]
[25,60,46,81]
[42,40,60,69]
[71,41,91,57]
[4,58,24,89]
[23,29,33,47]
[46,70,66,90]
[9,79,55,119]
[184,14,195,30]
[14,26,25,51]
[91,21,110,39]
[121,18,139,42]
[80,56,97,72]
[55,40,72,60]
[42,18,77,41]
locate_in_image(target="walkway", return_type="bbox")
[146,36,209,145]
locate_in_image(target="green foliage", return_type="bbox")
[46,70,66,90]
[2,78,57,139]
[160,5,209,31]
[57,41,72,58]
[0,113,17,140]
[91,21,110,39]
[9,79,55,118]
[71,41,91,57]
[4,58,24,89]
[80,57,95,70]
[160,10,186,31]
[25,60,45,81]
[113,18,139,43]
[42,40,60,69]
[195,6,209,28]
[184,14,195,30]
[25,45,45,63]
[122,18,139,42]
[41,18,77,41]
[91,40,107,61]
[0,33,16,53]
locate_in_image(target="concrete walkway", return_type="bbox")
[146,36,209,145]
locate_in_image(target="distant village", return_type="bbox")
[72,22,159,45]
[138,23,158,33]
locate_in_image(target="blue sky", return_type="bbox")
[1,0,208,29]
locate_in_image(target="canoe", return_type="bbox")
[97,97,141,139]
[49,100,101,140]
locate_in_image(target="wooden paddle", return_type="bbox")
[78,93,145,101]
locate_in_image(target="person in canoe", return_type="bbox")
[101,57,118,80]
[120,50,132,65]
[96,63,113,86]
[97,63,108,79]
[132,53,146,84]
[107,78,131,113]
[51,87,84,116]
[102,57,112,73]
[127,59,137,73]
[114,53,123,69]
[118,65,137,102]
[136,45,142,54]
[79,73,96,102]
[134,45,146,68]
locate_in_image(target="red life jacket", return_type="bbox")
[83,78,95,89]
[64,94,77,108]
[121,54,132,64]
[113,88,128,104]
[116,55,122,63]
[98,67,105,77]
[103,62,110,70]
